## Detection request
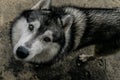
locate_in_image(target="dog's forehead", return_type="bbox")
[20,9,63,35]
[21,10,62,25]
[21,10,52,22]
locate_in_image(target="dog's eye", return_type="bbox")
[28,24,34,31]
[43,37,51,42]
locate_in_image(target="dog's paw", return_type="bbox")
[76,54,89,66]
[79,54,89,62]
[77,54,96,66]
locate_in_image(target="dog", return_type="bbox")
[10,0,120,64]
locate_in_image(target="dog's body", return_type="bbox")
[10,0,120,64]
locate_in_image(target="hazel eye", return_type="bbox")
[43,37,51,42]
[28,24,34,31]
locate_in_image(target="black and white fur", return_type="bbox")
[10,0,120,64]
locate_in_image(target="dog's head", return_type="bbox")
[11,0,73,63]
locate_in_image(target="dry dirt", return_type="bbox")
[0,0,120,80]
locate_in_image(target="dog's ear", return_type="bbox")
[62,15,73,33]
[31,0,51,10]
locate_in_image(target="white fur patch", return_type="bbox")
[30,40,60,63]
[12,17,28,46]
[12,17,40,46]
[12,17,41,60]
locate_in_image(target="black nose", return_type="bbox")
[16,46,29,59]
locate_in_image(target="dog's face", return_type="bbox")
[11,0,73,63]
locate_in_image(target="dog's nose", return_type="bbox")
[16,46,29,59]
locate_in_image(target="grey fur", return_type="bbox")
[10,0,120,64]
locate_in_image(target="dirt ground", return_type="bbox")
[0,0,120,80]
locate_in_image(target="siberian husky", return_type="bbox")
[10,0,120,64]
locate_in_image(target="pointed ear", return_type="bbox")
[61,15,73,32]
[31,0,51,10]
